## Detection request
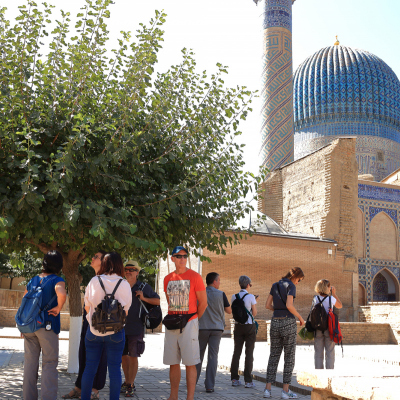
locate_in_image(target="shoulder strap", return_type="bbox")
[39,276,59,312]
[97,276,106,294]
[111,279,123,297]
[317,295,328,305]
[329,295,332,310]
[138,282,146,291]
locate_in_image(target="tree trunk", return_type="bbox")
[9,277,13,290]
[62,250,84,373]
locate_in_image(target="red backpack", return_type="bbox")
[327,297,343,354]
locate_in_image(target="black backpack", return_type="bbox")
[308,295,329,332]
[231,293,250,324]
[138,283,162,331]
[92,277,126,334]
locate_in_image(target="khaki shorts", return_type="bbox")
[163,318,200,366]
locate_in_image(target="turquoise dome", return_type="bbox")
[293,45,400,138]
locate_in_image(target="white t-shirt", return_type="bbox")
[85,274,132,336]
[313,295,336,314]
[231,289,257,324]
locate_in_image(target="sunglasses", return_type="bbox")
[93,254,101,260]
[125,268,138,273]
[173,254,188,259]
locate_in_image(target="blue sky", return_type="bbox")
[5,0,400,176]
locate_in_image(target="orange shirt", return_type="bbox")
[164,269,206,321]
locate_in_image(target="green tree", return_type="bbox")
[0,0,261,320]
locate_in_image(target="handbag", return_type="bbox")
[162,313,196,333]
[298,326,314,340]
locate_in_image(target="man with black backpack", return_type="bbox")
[230,275,258,388]
[121,260,160,396]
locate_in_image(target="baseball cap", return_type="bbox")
[125,260,141,272]
[171,246,188,256]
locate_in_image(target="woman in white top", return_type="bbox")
[81,252,132,400]
[313,279,342,369]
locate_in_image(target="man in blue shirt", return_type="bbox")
[121,260,160,396]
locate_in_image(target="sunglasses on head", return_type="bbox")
[173,254,188,259]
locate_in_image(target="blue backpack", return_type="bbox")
[15,275,58,333]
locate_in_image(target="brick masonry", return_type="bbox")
[359,302,400,344]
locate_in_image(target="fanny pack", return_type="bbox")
[162,313,196,333]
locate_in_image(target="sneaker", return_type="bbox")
[245,382,256,388]
[263,389,271,398]
[281,389,298,399]
[121,382,128,393]
[231,379,243,386]
[205,388,214,393]
[125,384,136,397]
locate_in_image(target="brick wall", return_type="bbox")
[359,302,400,344]
[230,320,396,345]
[260,138,358,272]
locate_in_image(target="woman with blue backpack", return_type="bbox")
[19,250,67,400]
[264,267,305,399]
[312,279,342,369]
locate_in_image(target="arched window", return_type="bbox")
[372,269,399,301]
[369,212,397,260]
[357,208,364,258]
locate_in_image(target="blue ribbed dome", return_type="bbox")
[293,45,400,131]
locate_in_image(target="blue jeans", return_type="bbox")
[81,328,125,400]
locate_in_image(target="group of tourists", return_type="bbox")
[18,246,342,400]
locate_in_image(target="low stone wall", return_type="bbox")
[359,302,400,344]
[0,288,84,312]
[231,319,396,345]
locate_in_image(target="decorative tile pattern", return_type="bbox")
[359,184,400,202]
[358,264,366,274]
[373,272,389,301]
[359,280,367,288]
[263,0,292,31]
[369,207,397,225]
[260,0,294,170]
[293,45,400,180]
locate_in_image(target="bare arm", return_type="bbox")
[251,303,257,317]
[48,282,67,317]
[286,295,304,326]
[265,294,274,311]
[224,306,232,314]
[196,290,208,319]
[331,286,342,309]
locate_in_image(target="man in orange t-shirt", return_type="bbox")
[163,246,207,400]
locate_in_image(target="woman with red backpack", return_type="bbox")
[312,279,342,369]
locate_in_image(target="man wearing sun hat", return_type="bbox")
[163,246,207,400]
[121,260,160,396]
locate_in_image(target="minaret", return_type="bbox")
[260,0,295,170]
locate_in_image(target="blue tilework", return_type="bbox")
[369,207,397,225]
[264,0,292,31]
[261,0,294,170]
[293,46,400,134]
[359,184,400,203]
[360,280,367,288]
[358,264,366,274]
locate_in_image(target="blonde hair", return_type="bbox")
[315,279,331,296]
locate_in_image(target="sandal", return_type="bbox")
[78,392,99,400]
[62,388,81,399]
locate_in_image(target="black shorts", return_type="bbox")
[122,333,145,357]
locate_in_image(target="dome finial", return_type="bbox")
[334,35,340,46]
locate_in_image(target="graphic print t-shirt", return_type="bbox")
[164,269,206,321]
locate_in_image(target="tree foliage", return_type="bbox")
[0,0,263,315]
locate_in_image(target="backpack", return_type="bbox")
[91,277,126,334]
[15,275,58,333]
[328,303,343,345]
[231,293,250,324]
[309,295,329,332]
[138,283,162,331]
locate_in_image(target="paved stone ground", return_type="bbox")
[1,329,399,399]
